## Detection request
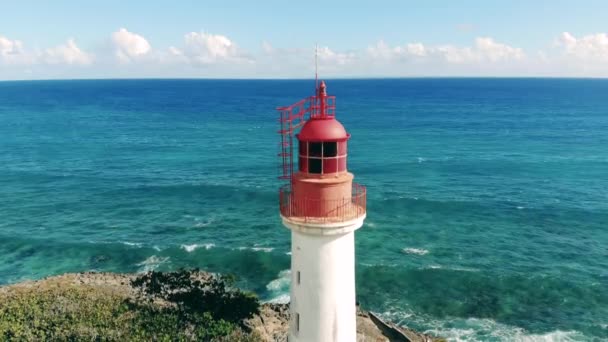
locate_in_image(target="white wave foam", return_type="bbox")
[121,241,142,247]
[252,247,274,252]
[402,248,429,256]
[361,262,399,268]
[194,217,215,228]
[267,293,290,304]
[264,270,291,304]
[136,256,170,272]
[380,308,588,342]
[266,270,291,291]
[181,243,215,252]
[430,327,583,342]
[182,245,197,252]
[366,221,377,228]
[376,308,415,326]
[517,206,525,210]
[418,317,587,342]
[420,265,480,273]
[237,246,274,253]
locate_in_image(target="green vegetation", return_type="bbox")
[0,269,262,341]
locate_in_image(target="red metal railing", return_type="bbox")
[277,95,336,123]
[279,183,366,223]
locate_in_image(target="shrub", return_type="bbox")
[131,268,260,325]
[0,270,262,341]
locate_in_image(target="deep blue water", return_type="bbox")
[0,79,607,341]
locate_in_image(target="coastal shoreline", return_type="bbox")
[0,272,443,341]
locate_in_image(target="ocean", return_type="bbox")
[0,78,606,341]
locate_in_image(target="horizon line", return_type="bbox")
[2,76,608,83]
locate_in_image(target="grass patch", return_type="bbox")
[0,269,262,341]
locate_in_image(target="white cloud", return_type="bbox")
[258,43,355,75]
[168,46,182,56]
[0,36,24,56]
[171,31,251,65]
[111,28,151,63]
[366,40,408,60]
[406,43,427,57]
[43,39,93,65]
[557,32,608,61]
[4,30,608,79]
[0,35,32,65]
[473,37,525,62]
[367,37,524,64]
[317,46,355,66]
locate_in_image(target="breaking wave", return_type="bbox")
[181,243,216,252]
[121,241,143,247]
[418,265,480,272]
[402,248,429,256]
[264,270,291,304]
[266,294,290,304]
[423,318,587,342]
[237,246,274,253]
[378,310,589,342]
[136,255,170,272]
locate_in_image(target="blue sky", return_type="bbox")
[1,0,608,79]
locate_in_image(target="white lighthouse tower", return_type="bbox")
[277,81,367,341]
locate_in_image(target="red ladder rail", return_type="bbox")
[276,95,336,184]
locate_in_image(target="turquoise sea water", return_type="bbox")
[0,79,607,341]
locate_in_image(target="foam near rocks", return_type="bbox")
[420,317,586,342]
[136,256,169,272]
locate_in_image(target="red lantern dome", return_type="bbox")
[297,118,349,142]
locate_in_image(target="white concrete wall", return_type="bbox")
[289,230,357,342]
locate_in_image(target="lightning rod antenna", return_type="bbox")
[315,44,319,92]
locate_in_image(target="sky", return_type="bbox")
[1,0,608,80]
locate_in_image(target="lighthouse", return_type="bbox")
[277,81,367,341]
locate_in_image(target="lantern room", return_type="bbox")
[296,81,350,176]
[297,118,349,175]
[277,80,366,224]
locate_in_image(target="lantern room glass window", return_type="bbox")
[298,140,347,174]
[309,142,322,157]
[309,158,322,174]
[323,142,337,157]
